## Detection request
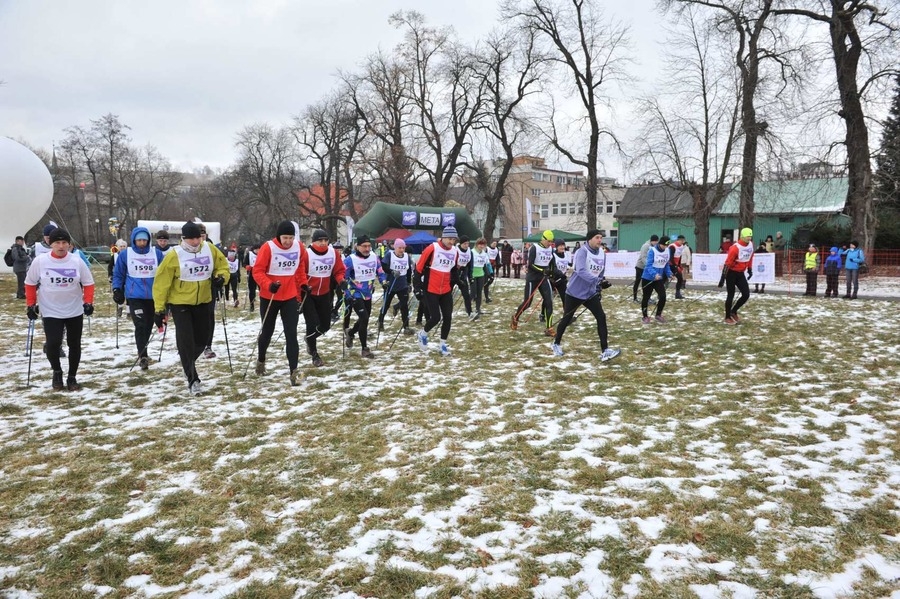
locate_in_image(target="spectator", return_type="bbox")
[842,240,865,300]
[500,240,513,278]
[773,231,787,277]
[803,244,820,297]
[511,246,524,279]
[823,246,842,298]
[10,235,31,299]
[754,241,767,294]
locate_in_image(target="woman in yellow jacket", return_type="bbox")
[152,222,231,396]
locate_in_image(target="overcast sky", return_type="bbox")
[0,0,665,177]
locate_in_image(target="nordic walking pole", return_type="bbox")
[375,278,398,349]
[512,276,546,325]
[25,319,35,387]
[129,329,157,372]
[221,297,233,374]
[115,309,119,349]
[243,296,276,379]
[158,321,168,362]
[24,318,34,356]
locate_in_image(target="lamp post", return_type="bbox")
[95,219,100,244]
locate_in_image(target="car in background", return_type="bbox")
[80,245,113,264]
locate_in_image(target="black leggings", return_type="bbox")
[128,298,156,358]
[170,303,210,383]
[303,293,333,355]
[206,300,216,348]
[516,278,553,327]
[43,316,83,376]
[632,266,644,299]
[225,276,239,300]
[725,270,751,317]
[379,287,410,327]
[472,277,486,312]
[247,273,258,303]
[641,279,666,317]
[424,291,453,340]
[343,297,373,349]
[554,293,608,350]
[258,297,300,369]
[457,278,473,315]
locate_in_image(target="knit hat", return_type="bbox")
[182,222,202,239]
[155,230,170,239]
[442,226,458,239]
[659,235,671,245]
[677,234,686,240]
[555,239,566,247]
[311,229,328,242]
[459,235,470,244]
[42,224,56,237]
[115,239,127,249]
[356,235,371,245]
[394,238,406,248]
[586,229,602,240]
[332,241,343,249]
[740,227,753,239]
[272,220,292,237]
[135,231,150,242]
[47,228,71,244]
[541,230,554,241]
[650,234,659,242]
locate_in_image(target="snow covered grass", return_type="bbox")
[1,271,899,598]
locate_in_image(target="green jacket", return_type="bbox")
[153,241,230,311]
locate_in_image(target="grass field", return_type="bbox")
[1,270,899,598]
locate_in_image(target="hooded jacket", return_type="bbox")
[153,239,230,311]
[112,227,167,300]
[824,247,842,274]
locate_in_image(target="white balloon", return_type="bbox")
[0,137,53,267]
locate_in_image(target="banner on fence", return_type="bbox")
[692,253,774,283]
[605,252,638,278]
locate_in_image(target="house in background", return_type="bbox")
[615,178,848,251]
[536,184,626,249]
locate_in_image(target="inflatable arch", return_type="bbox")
[352,202,481,241]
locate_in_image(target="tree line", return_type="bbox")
[25,0,899,252]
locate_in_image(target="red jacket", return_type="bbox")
[416,241,458,295]
[253,239,309,301]
[724,240,754,272]
[307,246,346,296]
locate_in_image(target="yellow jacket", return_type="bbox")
[804,251,820,272]
[153,241,230,311]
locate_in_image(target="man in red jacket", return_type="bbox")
[252,220,310,385]
[303,229,346,367]
[414,226,459,356]
[718,227,755,325]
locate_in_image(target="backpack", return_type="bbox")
[3,248,13,267]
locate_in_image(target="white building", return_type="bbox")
[537,185,626,249]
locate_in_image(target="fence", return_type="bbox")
[782,249,900,277]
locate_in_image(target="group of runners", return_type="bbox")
[22,221,768,394]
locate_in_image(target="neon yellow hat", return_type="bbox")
[542,230,554,241]
[740,227,753,239]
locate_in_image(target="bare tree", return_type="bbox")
[774,0,900,252]
[501,0,631,231]
[232,123,304,224]
[343,53,420,205]
[632,10,741,252]
[390,10,486,207]
[468,28,544,240]
[91,113,131,219]
[114,144,183,227]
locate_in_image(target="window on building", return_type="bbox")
[606,203,614,213]
[540,204,549,218]
[569,203,576,215]
[552,203,559,215]
[560,204,567,215]
[577,203,584,215]
[532,172,541,181]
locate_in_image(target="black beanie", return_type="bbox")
[459,235,470,244]
[182,222,202,239]
[276,220,295,237]
[312,229,328,242]
[156,230,170,239]
[47,228,71,244]
[650,234,659,242]
[586,229,602,240]
[659,235,671,245]
[356,235,371,245]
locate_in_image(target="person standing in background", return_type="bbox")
[842,240,865,299]
[11,236,31,299]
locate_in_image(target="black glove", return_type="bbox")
[414,287,424,300]
[301,284,312,294]
[487,275,495,285]
[212,275,225,290]
[27,305,39,320]
[339,280,349,293]
[747,268,753,280]
[113,288,125,305]
[601,280,612,289]
[268,281,282,293]
[154,312,166,329]
[717,270,727,288]
[83,303,94,317]
[381,281,389,291]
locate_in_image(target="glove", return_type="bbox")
[381,281,389,291]
[245,265,252,272]
[301,284,312,294]
[717,273,726,288]
[487,275,495,285]
[747,268,753,280]
[600,280,612,289]
[154,312,166,329]
[113,288,125,305]
[26,305,39,321]
[268,281,282,293]
[339,280,349,293]
[83,303,94,317]
[212,275,225,290]
[413,287,424,300]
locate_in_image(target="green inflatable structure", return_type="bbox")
[352,202,481,241]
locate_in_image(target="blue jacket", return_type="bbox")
[343,251,387,300]
[842,247,864,271]
[642,244,673,281]
[112,227,167,300]
[824,247,842,273]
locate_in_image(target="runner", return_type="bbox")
[718,227,754,324]
[304,229,346,367]
[511,230,561,337]
[342,235,387,359]
[414,226,459,356]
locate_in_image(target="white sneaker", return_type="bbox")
[189,380,203,396]
[601,348,621,362]
[203,347,216,359]
[439,341,450,356]
[551,343,564,356]
[417,330,428,350]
